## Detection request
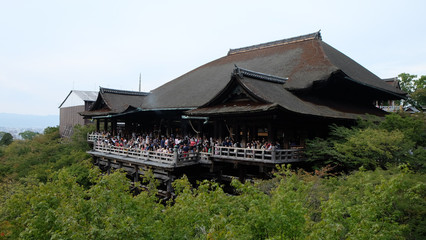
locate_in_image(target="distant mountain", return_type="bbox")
[0,113,58,129]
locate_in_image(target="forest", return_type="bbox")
[0,112,425,240]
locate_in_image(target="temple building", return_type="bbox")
[83,32,404,145]
[81,32,405,195]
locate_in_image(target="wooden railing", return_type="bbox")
[93,143,199,167]
[88,133,303,166]
[87,133,104,142]
[212,146,303,163]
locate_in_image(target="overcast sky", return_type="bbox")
[1,0,425,116]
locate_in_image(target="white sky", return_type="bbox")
[0,0,425,115]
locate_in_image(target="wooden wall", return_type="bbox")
[59,105,86,137]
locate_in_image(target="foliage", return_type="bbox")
[309,167,426,239]
[411,87,426,107]
[306,113,426,172]
[0,118,425,239]
[0,126,91,182]
[399,73,418,94]
[379,112,426,146]
[334,128,409,169]
[67,124,96,151]
[0,165,424,239]
[0,133,13,146]
[18,130,39,140]
[398,73,426,109]
[43,126,59,135]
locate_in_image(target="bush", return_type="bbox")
[306,113,426,172]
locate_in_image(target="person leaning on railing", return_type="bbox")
[90,131,288,156]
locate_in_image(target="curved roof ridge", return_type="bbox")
[228,31,321,56]
[234,66,288,84]
[100,87,149,96]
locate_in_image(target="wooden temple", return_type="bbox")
[81,32,405,196]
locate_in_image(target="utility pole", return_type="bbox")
[139,73,141,92]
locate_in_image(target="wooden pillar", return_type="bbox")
[112,119,117,136]
[195,120,201,139]
[166,120,170,137]
[218,121,223,142]
[133,166,139,182]
[103,119,108,132]
[166,178,173,198]
[213,120,218,140]
[232,121,238,142]
[267,122,274,142]
[107,159,111,174]
[96,119,100,132]
[238,166,246,182]
[252,125,258,141]
[241,123,247,147]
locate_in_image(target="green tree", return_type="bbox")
[18,131,39,140]
[306,113,426,172]
[398,73,426,109]
[399,73,418,93]
[0,133,13,146]
[411,87,426,107]
[68,124,95,151]
[0,125,93,182]
[380,112,426,146]
[309,168,425,239]
[334,128,410,170]
[43,126,59,135]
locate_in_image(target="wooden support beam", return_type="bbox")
[96,119,100,132]
[210,161,215,173]
[134,166,139,182]
[103,119,108,132]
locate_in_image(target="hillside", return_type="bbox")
[0,115,425,239]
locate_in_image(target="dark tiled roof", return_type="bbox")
[143,32,327,109]
[238,75,387,119]
[142,31,405,111]
[188,71,387,119]
[99,87,148,112]
[228,32,321,55]
[187,103,279,116]
[234,66,287,84]
[320,42,406,97]
[81,87,148,117]
[85,32,405,120]
[101,87,149,96]
[382,77,402,90]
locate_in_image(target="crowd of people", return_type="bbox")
[93,131,282,155]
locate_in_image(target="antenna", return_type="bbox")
[139,73,141,92]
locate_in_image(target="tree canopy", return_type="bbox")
[18,131,39,140]
[306,113,426,172]
[0,133,13,146]
[399,73,426,109]
[0,116,425,239]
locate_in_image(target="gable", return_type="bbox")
[88,91,113,113]
[200,71,272,109]
[218,84,262,105]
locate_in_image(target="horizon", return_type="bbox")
[0,113,59,129]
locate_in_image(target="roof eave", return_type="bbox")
[344,76,407,100]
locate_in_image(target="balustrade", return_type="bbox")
[88,133,304,167]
